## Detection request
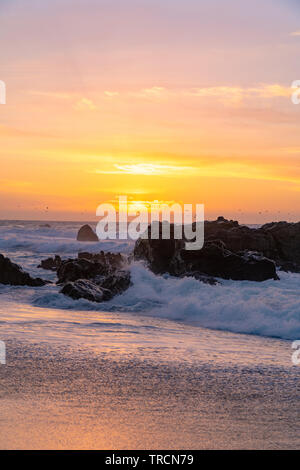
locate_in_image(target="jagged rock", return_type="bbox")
[134,223,185,274]
[38,255,62,271]
[58,251,131,302]
[204,219,278,260]
[57,258,110,284]
[94,270,131,298]
[60,270,131,302]
[203,218,300,272]
[76,224,98,242]
[0,254,49,287]
[134,224,278,282]
[78,251,126,269]
[260,221,300,269]
[60,280,109,302]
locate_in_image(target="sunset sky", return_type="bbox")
[1,0,300,222]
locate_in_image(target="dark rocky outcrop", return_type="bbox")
[134,223,278,282]
[78,251,126,270]
[57,258,110,284]
[260,221,300,269]
[60,280,109,302]
[60,270,131,303]
[204,217,278,260]
[58,251,131,302]
[38,255,62,271]
[204,217,300,272]
[77,224,98,242]
[0,254,49,287]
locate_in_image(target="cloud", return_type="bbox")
[93,163,196,176]
[74,98,97,110]
[188,84,292,104]
[104,91,119,97]
[290,31,300,36]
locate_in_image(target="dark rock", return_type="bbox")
[277,261,300,273]
[203,218,300,272]
[134,223,278,282]
[77,224,98,242]
[180,272,220,285]
[39,224,51,228]
[178,243,278,282]
[94,270,131,298]
[134,223,185,274]
[60,270,131,302]
[60,280,109,302]
[38,255,62,271]
[204,219,278,260]
[57,258,110,284]
[58,250,131,302]
[0,254,49,287]
[260,221,300,269]
[78,251,126,269]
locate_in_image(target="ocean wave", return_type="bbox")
[29,262,300,340]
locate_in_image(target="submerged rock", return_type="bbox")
[0,254,49,287]
[76,224,98,242]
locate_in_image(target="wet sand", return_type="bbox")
[0,337,299,449]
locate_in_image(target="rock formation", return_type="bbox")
[76,224,99,242]
[0,254,49,287]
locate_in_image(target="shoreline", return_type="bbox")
[0,333,299,449]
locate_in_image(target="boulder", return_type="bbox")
[60,270,131,302]
[60,280,109,302]
[38,255,62,271]
[77,224,98,242]
[78,251,126,270]
[93,270,131,298]
[58,251,131,302]
[57,258,109,284]
[0,254,49,287]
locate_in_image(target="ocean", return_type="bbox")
[0,220,299,449]
[0,220,300,340]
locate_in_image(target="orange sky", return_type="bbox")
[1,0,300,222]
